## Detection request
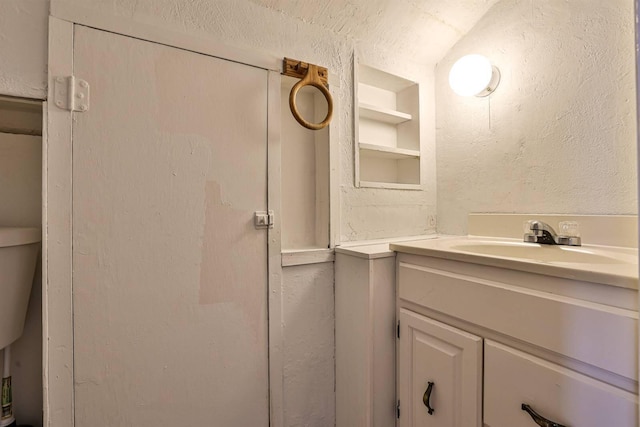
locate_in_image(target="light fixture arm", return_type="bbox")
[475,65,501,97]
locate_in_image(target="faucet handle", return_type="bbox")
[557,221,582,246]
[523,220,549,242]
[559,221,580,237]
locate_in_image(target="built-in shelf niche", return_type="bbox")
[356,64,421,189]
[280,76,330,250]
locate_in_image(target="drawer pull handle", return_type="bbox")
[522,404,567,427]
[423,381,435,415]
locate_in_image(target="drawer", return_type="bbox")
[398,262,638,380]
[484,340,638,427]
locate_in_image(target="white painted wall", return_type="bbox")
[282,263,335,427]
[0,132,42,427]
[0,0,48,99]
[50,0,439,242]
[435,0,638,235]
[246,0,501,66]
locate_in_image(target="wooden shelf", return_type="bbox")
[359,143,420,160]
[359,103,412,124]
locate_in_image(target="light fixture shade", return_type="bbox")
[449,54,500,97]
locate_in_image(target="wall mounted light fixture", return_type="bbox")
[448,54,500,97]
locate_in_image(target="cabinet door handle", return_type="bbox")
[423,381,435,415]
[522,404,567,427]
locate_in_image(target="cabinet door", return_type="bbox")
[485,340,638,427]
[398,309,482,427]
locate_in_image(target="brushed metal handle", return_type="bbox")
[522,404,567,427]
[423,381,435,415]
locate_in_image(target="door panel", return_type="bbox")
[72,25,269,426]
[398,309,482,427]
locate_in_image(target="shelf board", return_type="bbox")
[359,143,420,160]
[359,181,423,191]
[359,64,416,92]
[359,103,412,124]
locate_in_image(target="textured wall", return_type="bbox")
[51,0,441,241]
[248,0,500,65]
[435,0,637,235]
[282,263,335,427]
[0,0,48,99]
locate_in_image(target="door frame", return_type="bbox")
[44,16,289,427]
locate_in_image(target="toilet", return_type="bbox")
[0,227,40,349]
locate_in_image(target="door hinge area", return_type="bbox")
[54,76,90,112]
[254,210,274,229]
[396,400,400,419]
[397,321,400,339]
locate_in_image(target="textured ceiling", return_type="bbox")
[247,0,501,63]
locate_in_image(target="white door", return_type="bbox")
[71,25,270,426]
[398,309,482,427]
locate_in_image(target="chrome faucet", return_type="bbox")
[523,220,581,246]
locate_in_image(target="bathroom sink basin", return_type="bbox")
[447,241,627,264]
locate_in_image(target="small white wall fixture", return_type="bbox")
[448,54,500,97]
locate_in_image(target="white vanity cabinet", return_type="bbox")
[395,252,639,427]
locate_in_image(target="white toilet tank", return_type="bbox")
[0,227,40,349]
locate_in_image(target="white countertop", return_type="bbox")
[391,236,639,289]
